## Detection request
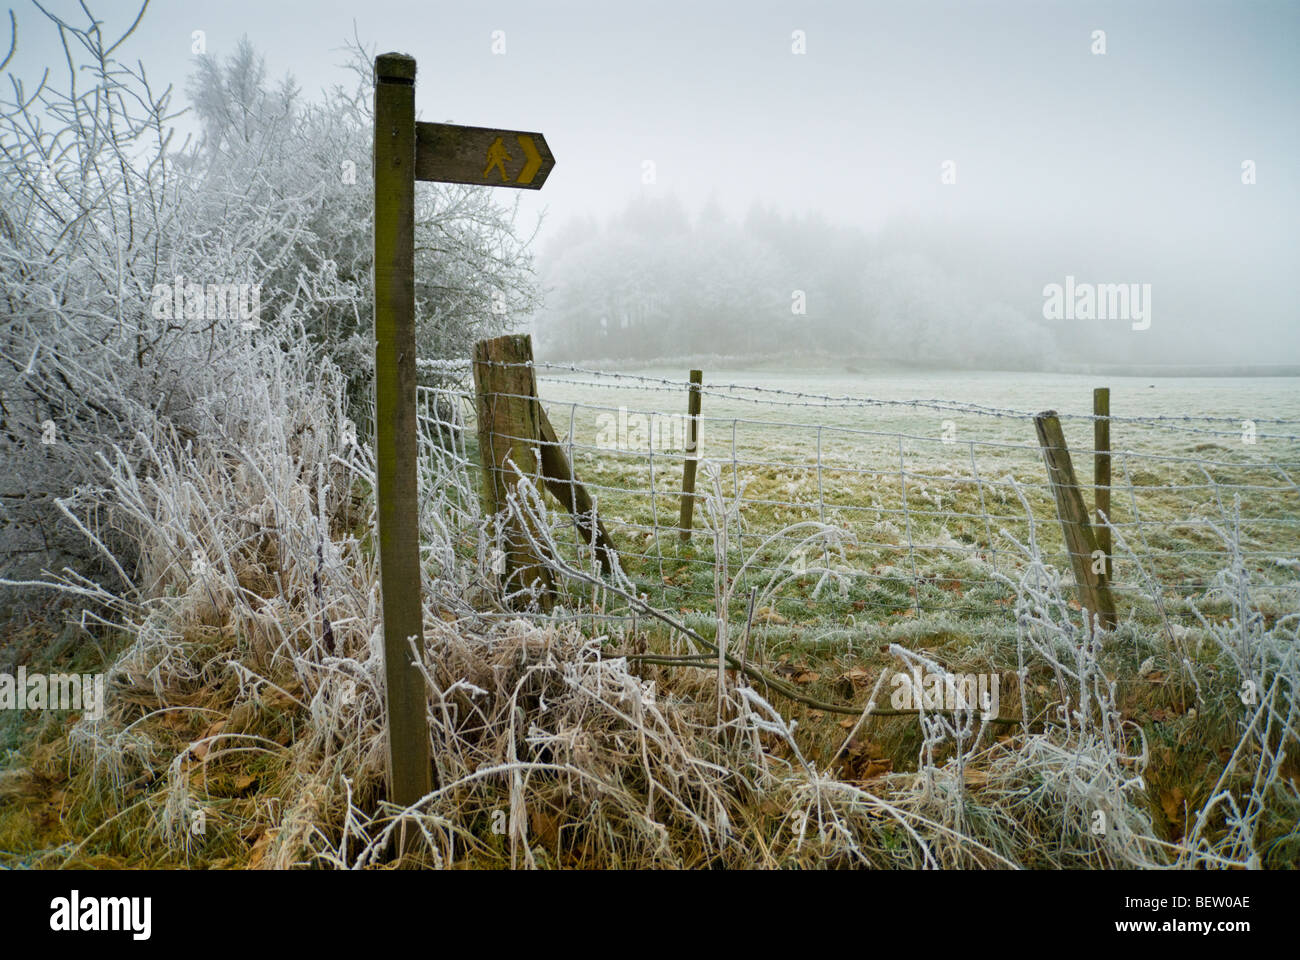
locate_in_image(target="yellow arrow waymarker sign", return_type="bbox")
[414,122,556,189]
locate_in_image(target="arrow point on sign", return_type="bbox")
[516,135,542,184]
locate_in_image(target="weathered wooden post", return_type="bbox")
[1093,387,1112,581]
[679,369,703,541]
[471,333,618,592]
[373,52,430,817]
[1034,411,1117,631]
[472,334,555,608]
[370,53,557,840]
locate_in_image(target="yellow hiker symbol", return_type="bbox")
[483,137,512,181]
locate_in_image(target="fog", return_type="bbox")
[12,0,1297,369]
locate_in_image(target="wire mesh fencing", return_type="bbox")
[414,360,1300,643]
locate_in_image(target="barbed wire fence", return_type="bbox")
[413,355,1300,645]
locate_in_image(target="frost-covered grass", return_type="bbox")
[4,351,1295,868]
[4,339,1294,868]
[467,440,1297,867]
[430,368,1300,866]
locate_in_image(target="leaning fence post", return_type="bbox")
[1033,410,1117,631]
[471,334,554,610]
[679,369,703,541]
[1093,387,1112,581]
[372,52,431,823]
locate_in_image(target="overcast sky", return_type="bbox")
[9,0,1299,361]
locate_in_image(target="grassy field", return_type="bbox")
[448,366,1300,857]
[521,367,1300,634]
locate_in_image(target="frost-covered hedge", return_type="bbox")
[0,6,536,601]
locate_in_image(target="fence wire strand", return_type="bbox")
[415,364,1300,638]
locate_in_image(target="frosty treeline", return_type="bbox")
[537,196,1076,368]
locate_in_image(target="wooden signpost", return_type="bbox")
[372,52,556,829]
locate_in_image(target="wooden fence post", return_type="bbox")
[472,334,554,609]
[1034,411,1117,631]
[679,369,703,541]
[372,52,431,820]
[1093,387,1112,581]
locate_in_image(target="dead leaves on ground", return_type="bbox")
[247,829,276,869]
[837,738,893,782]
[187,719,227,763]
[1160,786,1188,841]
[773,656,820,685]
[835,666,872,698]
